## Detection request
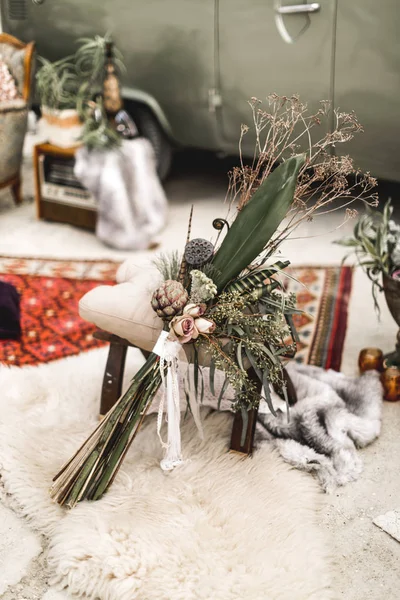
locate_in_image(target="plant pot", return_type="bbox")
[383,272,400,367]
[40,107,83,148]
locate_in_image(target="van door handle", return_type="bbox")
[274,2,320,43]
[276,3,320,15]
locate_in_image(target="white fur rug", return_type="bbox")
[0,348,335,600]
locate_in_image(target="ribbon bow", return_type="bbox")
[154,331,184,471]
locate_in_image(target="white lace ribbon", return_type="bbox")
[153,331,184,471]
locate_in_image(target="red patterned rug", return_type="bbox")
[0,257,352,369]
[286,266,353,371]
[0,257,118,366]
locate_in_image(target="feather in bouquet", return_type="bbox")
[51,95,378,508]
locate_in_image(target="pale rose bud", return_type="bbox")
[183,303,206,317]
[193,317,216,335]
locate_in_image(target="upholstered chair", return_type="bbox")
[0,34,35,204]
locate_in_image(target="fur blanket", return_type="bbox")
[74,138,167,250]
[257,363,383,492]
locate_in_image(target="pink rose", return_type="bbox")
[169,313,216,344]
[169,314,196,343]
[183,303,206,317]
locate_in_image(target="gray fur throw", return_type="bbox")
[74,139,167,250]
[257,363,383,492]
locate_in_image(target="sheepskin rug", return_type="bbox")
[0,348,335,600]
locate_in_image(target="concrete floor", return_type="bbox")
[1,141,400,599]
[322,401,400,599]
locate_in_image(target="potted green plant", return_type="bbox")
[36,35,127,149]
[74,34,126,150]
[36,56,82,147]
[74,33,125,115]
[79,98,122,151]
[336,201,400,365]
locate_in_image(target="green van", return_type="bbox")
[2,0,399,180]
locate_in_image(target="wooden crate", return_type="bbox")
[33,143,97,231]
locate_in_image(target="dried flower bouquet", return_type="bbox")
[51,95,377,508]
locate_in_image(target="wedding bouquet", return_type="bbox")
[51,95,377,508]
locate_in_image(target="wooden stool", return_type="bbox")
[93,329,297,454]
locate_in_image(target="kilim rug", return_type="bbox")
[287,265,353,371]
[0,256,118,366]
[0,257,352,370]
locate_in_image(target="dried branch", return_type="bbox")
[227,94,378,260]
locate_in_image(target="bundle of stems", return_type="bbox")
[50,353,163,508]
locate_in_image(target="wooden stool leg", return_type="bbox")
[230,367,261,454]
[100,342,128,416]
[230,407,259,454]
[11,175,22,205]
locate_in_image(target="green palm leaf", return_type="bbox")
[212,155,305,290]
[226,260,290,294]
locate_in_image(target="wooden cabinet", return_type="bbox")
[33,143,97,231]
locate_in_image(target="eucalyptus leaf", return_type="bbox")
[240,408,249,447]
[244,348,262,380]
[258,344,280,366]
[286,314,300,343]
[262,369,277,416]
[209,358,216,396]
[282,384,290,423]
[217,377,230,410]
[194,348,199,400]
[236,341,245,372]
[232,325,246,337]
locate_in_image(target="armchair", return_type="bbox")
[0,33,35,204]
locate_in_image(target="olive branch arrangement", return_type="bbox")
[50,95,378,508]
[335,200,400,313]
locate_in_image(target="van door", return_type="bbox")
[217,0,337,153]
[334,1,400,181]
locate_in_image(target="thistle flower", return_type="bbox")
[190,270,217,303]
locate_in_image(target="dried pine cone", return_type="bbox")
[151,279,189,320]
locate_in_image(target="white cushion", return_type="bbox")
[79,261,163,352]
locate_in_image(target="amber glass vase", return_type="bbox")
[381,367,400,402]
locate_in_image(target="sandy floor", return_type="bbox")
[0,136,400,599]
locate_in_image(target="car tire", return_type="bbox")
[128,103,173,181]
